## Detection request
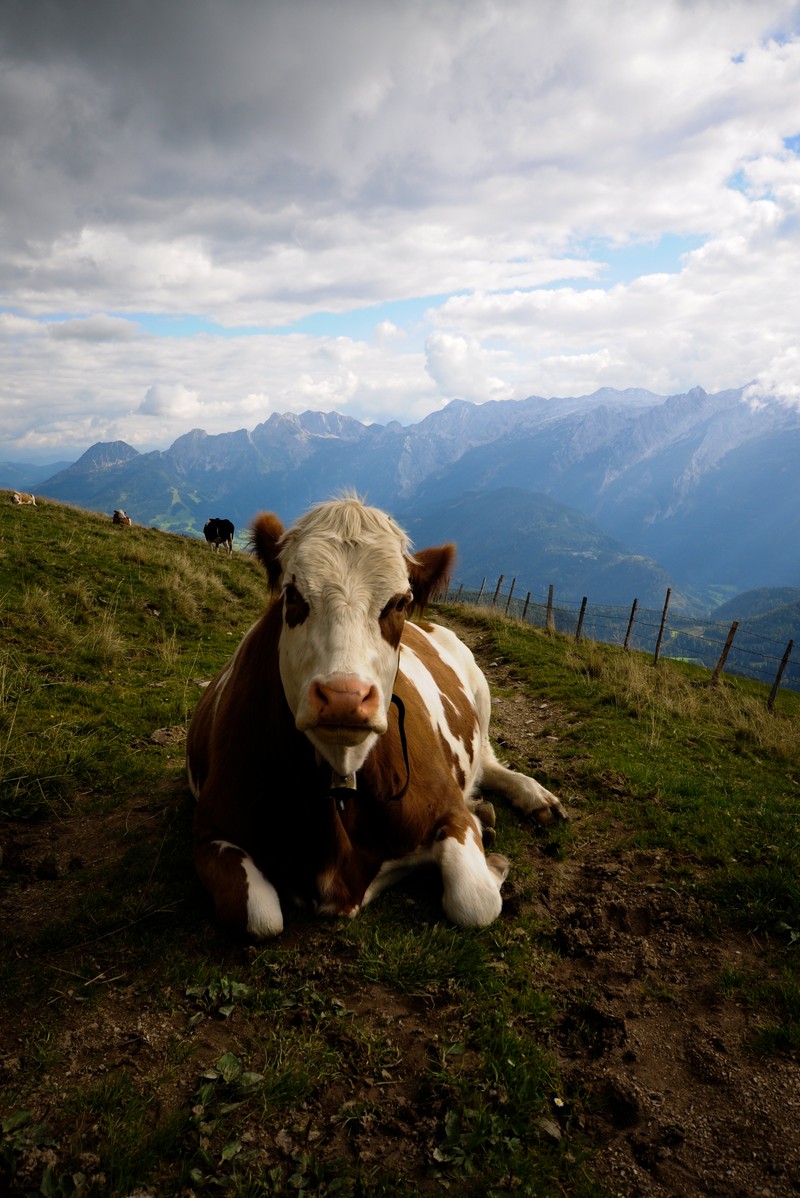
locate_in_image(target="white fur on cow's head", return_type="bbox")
[251,496,454,776]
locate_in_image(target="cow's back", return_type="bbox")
[391,619,483,798]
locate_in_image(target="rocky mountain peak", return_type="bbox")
[66,440,140,474]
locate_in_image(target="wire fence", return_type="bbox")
[439,575,799,706]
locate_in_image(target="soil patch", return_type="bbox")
[458,617,800,1197]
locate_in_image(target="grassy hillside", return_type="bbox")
[0,494,266,822]
[1,494,799,1196]
[446,605,800,933]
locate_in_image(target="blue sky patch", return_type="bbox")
[569,235,705,288]
[265,294,453,339]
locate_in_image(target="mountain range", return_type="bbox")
[3,384,800,617]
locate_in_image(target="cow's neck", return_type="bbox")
[312,734,378,780]
[328,767,358,813]
[319,694,410,813]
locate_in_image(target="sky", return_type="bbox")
[2,0,800,462]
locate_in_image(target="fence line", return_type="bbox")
[438,577,799,705]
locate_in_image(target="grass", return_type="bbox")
[1,497,799,1195]
[0,500,264,819]
[443,605,800,932]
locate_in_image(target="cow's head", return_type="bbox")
[251,496,454,776]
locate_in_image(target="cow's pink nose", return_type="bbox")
[308,676,380,724]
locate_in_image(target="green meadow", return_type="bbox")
[1,496,798,1196]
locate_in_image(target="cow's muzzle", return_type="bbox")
[299,674,386,740]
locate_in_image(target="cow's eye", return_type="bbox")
[283,581,310,628]
[380,591,411,620]
[378,593,408,648]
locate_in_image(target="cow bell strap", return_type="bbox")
[329,693,410,813]
[388,693,410,802]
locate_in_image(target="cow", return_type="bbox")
[112,509,133,525]
[187,496,564,940]
[11,492,36,505]
[204,517,235,554]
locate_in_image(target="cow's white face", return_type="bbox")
[252,499,453,778]
[256,498,416,771]
[277,528,412,777]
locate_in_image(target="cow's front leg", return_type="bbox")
[195,839,284,939]
[433,815,509,928]
[467,797,497,847]
[480,747,566,825]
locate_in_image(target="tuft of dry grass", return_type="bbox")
[158,550,257,624]
[563,637,800,766]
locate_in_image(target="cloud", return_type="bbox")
[4,0,800,320]
[375,320,404,343]
[425,331,514,403]
[0,325,438,456]
[745,348,800,409]
[0,312,43,339]
[47,316,140,342]
[138,383,200,419]
[426,159,800,399]
[2,0,800,455]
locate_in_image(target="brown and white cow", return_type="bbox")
[187,496,564,939]
[11,491,36,505]
[112,509,133,525]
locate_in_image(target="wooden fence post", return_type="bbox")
[504,578,516,615]
[768,639,794,711]
[653,587,672,665]
[624,598,638,651]
[711,620,739,686]
[575,597,588,642]
[434,573,792,696]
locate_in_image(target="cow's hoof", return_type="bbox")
[483,857,510,886]
[474,799,497,828]
[486,853,509,884]
[482,825,497,849]
[532,801,568,826]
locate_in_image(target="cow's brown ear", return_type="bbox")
[408,544,456,613]
[250,513,285,591]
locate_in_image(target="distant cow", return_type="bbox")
[203,518,235,554]
[11,492,36,505]
[112,510,133,526]
[187,495,564,940]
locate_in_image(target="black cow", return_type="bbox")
[203,518,235,554]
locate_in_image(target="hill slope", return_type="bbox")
[0,496,799,1197]
[713,587,800,623]
[399,486,685,609]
